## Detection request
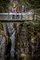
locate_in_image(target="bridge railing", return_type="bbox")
[0,13,34,20]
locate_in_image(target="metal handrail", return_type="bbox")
[0,13,35,20]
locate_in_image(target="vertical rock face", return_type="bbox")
[0,21,40,60]
[15,22,31,60]
[0,30,8,60]
[0,35,3,60]
[0,23,5,60]
[15,21,40,60]
[1,37,6,60]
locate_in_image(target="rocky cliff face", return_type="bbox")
[15,21,40,60]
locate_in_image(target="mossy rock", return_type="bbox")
[0,23,4,30]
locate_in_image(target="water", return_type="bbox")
[6,23,16,57]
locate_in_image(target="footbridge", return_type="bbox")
[0,12,40,22]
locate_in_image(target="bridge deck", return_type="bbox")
[0,13,40,21]
[0,13,33,21]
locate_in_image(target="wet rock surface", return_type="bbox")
[0,22,40,60]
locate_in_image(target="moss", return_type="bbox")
[0,23,4,30]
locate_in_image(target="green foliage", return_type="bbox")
[19,0,32,8]
[0,22,4,30]
[19,0,40,8]
[0,0,10,6]
[23,21,40,37]
[0,0,10,12]
[34,21,40,32]
[27,0,40,8]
